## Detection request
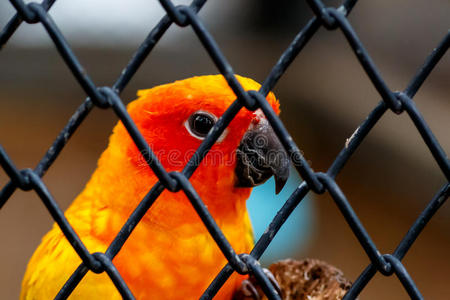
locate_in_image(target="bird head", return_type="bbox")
[106,75,289,218]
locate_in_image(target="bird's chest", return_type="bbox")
[111,220,251,299]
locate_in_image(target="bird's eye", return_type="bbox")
[185,111,217,140]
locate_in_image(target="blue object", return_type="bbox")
[247,168,315,265]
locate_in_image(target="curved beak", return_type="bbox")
[234,116,290,194]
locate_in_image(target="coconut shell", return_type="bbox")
[233,258,353,300]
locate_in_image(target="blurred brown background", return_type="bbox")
[0,0,449,299]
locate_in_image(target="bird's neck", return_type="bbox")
[65,146,252,245]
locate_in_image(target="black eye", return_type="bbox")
[186,111,216,139]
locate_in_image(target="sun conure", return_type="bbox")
[21,75,289,299]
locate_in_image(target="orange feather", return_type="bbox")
[21,75,280,299]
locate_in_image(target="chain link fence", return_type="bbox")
[1,0,449,299]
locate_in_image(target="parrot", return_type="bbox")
[20,74,289,299]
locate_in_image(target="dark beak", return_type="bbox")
[235,118,290,194]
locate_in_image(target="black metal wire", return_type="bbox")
[0,0,56,48]
[0,0,448,299]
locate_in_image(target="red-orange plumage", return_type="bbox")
[21,75,280,299]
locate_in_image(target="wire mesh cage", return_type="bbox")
[0,0,449,299]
